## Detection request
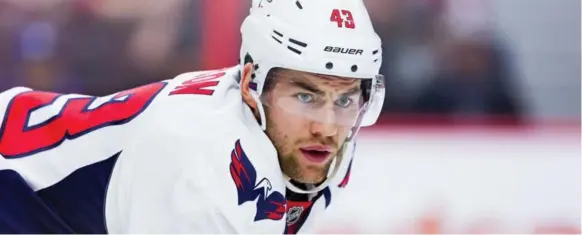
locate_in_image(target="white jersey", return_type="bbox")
[0,66,353,233]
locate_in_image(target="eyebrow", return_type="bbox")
[343,86,362,96]
[291,79,361,96]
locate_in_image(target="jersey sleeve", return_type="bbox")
[0,83,166,189]
[0,84,162,233]
[0,67,235,162]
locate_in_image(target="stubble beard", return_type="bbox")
[265,119,333,185]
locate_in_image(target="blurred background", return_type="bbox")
[0,0,579,233]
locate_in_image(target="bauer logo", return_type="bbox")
[323,46,364,55]
[229,139,286,221]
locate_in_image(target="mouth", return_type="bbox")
[300,146,333,163]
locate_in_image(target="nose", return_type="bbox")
[310,121,338,137]
[309,109,338,137]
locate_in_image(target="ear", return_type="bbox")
[240,63,259,114]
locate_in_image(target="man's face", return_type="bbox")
[262,69,362,184]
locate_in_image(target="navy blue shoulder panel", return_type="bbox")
[0,153,119,233]
[0,169,74,233]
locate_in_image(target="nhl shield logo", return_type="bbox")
[286,206,304,226]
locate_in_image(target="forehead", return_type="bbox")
[273,69,360,89]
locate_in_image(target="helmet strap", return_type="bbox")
[251,91,268,131]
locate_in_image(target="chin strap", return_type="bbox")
[251,91,267,131]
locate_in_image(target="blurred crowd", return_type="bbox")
[0,0,529,120]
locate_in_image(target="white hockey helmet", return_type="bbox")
[240,0,385,194]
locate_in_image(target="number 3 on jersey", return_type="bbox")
[0,82,166,158]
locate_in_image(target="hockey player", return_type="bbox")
[0,0,384,233]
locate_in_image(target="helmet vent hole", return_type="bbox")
[295,0,303,9]
[351,65,358,72]
[244,53,254,64]
[289,38,307,48]
[271,30,283,44]
[326,62,334,69]
[271,36,282,44]
[287,46,302,55]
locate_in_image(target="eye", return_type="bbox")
[335,96,353,108]
[296,93,314,103]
